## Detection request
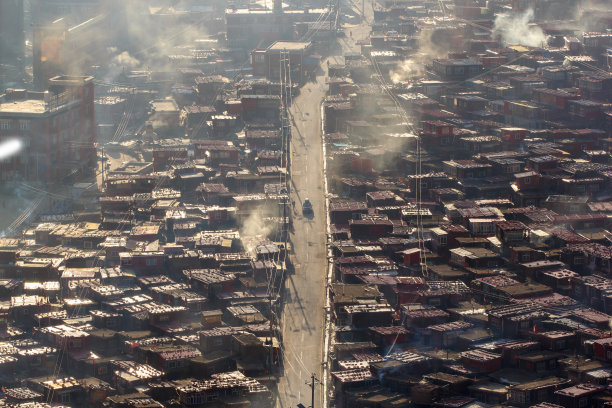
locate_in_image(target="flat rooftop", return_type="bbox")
[268,41,312,51]
[0,98,47,115]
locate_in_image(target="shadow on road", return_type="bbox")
[286,273,314,335]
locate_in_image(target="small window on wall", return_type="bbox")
[20,121,29,130]
[0,121,11,130]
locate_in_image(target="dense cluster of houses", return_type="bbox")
[0,122,292,405]
[324,0,612,407]
[0,140,289,407]
[0,10,312,408]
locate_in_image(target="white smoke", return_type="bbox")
[493,9,547,47]
[111,51,140,70]
[104,51,141,82]
[240,211,273,254]
[390,58,425,83]
[389,28,455,84]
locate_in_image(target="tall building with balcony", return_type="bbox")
[0,76,95,183]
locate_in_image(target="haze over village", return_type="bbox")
[0,0,612,407]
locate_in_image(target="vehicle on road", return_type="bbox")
[302,198,313,215]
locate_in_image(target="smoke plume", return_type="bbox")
[390,58,425,83]
[389,28,454,84]
[493,9,547,47]
[240,211,273,254]
[112,51,140,70]
[103,50,141,83]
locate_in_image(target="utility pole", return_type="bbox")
[306,373,320,408]
[100,145,105,189]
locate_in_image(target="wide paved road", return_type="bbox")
[276,68,328,407]
[276,6,373,407]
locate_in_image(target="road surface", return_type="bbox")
[276,67,329,408]
[275,4,373,406]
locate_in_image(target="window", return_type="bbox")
[60,393,71,403]
[523,177,531,184]
[0,121,11,130]
[146,258,157,266]
[83,241,92,249]
[439,235,447,246]
[574,256,586,265]
[19,121,29,130]
[579,398,588,408]
[522,253,531,262]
